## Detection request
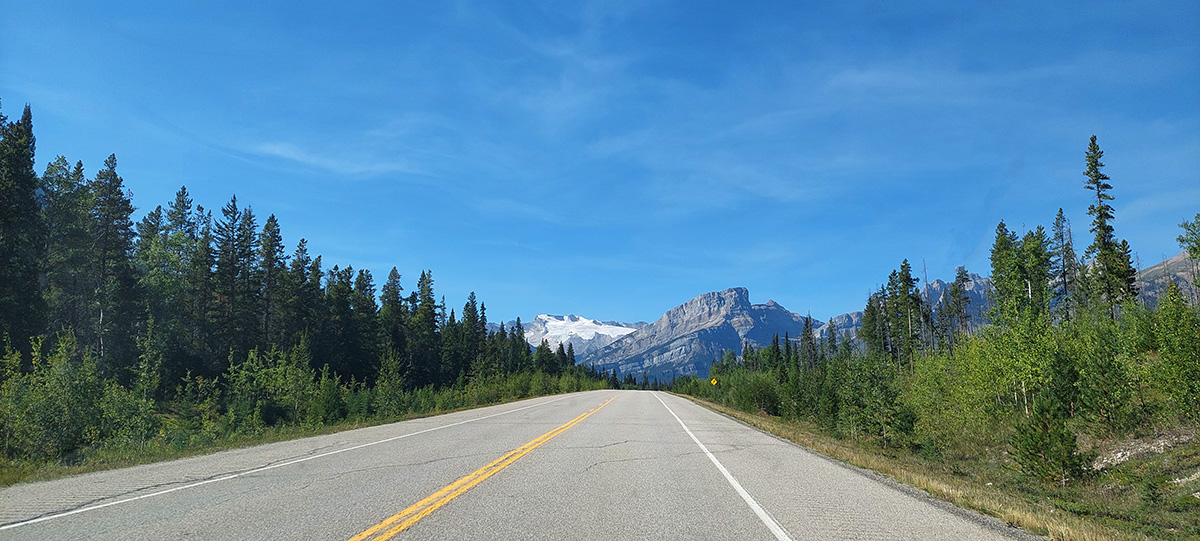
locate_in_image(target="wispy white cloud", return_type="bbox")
[251,141,424,177]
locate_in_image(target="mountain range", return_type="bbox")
[515,251,1192,381]
[1135,251,1198,306]
[519,314,646,357]
[578,287,819,381]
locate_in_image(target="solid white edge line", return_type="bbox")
[653,392,793,541]
[0,391,594,530]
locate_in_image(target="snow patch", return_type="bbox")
[537,314,638,341]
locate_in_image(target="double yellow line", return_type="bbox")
[349,394,619,541]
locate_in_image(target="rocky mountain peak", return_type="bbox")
[580,287,815,381]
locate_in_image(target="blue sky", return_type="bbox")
[3,1,1198,324]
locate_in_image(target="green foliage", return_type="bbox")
[373,348,406,419]
[1179,213,1200,260]
[728,370,781,416]
[0,103,47,363]
[308,365,345,425]
[99,380,156,447]
[1082,135,1137,313]
[1010,389,1092,487]
[1155,283,1200,418]
[0,334,104,457]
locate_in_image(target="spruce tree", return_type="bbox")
[799,317,817,370]
[1018,226,1052,318]
[378,267,407,356]
[187,206,218,374]
[41,157,93,342]
[0,103,46,358]
[459,292,482,374]
[350,268,379,380]
[860,289,890,358]
[258,214,287,347]
[212,196,260,365]
[1011,388,1090,488]
[948,266,971,336]
[88,154,141,378]
[1050,209,1080,320]
[1179,213,1200,260]
[532,339,554,374]
[990,220,1022,322]
[554,342,568,373]
[1082,135,1137,315]
[407,270,439,387]
[885,260,922,370]
[509,317,531,373]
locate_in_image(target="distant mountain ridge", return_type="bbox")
[579,288,820,381]
[508,314,646,357]
[576,273,994,380]
[1136,251,1198,306]
[551,253,1197,380]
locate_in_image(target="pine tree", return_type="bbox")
[1019,226,1052,318]
[554,342,568,374]
[1082,135,1137,316]
[407,270,440,387]
[799,317,817,370]
[378,268,407,357]
[41,157,93,343]
[1050,209,1080,321]
[88,154,141,378]
[1011,388,1090,488]
[533,339,556,374]
[350,268,379,380]
[258,214,287,347]
[948,266,971,336]
[212,196,260,365]
[0,103,46,359]
[885,260,922,371]
[990,220,1022,322]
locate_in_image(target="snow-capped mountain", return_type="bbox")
[520,314,646,357]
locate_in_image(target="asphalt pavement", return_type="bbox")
[0,390,1035,540]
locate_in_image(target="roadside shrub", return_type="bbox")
[729,370,781,416]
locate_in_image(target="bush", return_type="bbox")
[1010,390,1092,487]
[100,381,156,446]
[728,370,781,417]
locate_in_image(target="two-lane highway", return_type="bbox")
[0,391,1033,540]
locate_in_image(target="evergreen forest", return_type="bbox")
[0,101,611,478]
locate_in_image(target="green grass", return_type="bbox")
[678,393,1200,541]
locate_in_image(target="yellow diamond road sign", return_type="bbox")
[710,378,717,385]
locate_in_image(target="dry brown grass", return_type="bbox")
[677,394,1153,541]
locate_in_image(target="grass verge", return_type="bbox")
[677,393,1199,541]
[0,391,574,488]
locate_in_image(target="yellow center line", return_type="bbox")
[349,393,620,541]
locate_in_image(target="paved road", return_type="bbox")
[0,390,1033,540]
